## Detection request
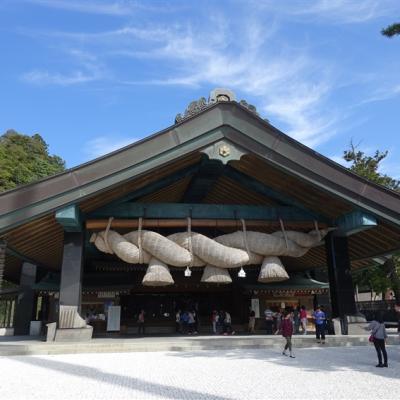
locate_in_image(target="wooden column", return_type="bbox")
[325,233,357,332]
[14,262,37,335]
[59,232,84,310]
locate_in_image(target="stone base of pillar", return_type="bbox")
[0,328,14,336]
[44,305,94,342]
[345,314,367,335]
[332,318,342,335]
[54,326,93,342]
[333,314,367,335]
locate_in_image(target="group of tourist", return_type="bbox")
[262,305,391,367]
[262,305,324,339]
[175,310,199,334]
[135,304,392,367]
[211,310,235,335]
[175,309,236,335]
[259,305,328,358]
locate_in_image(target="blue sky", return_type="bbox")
[1,0,399,176]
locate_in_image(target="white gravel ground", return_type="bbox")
[0,345,398,400]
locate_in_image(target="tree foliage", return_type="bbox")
[343,142,400,190]
[353,266,392,300]
[381,22,400,37]
[343,143,400,305]
[0,130,65,192]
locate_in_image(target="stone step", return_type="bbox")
[0,335,398,357]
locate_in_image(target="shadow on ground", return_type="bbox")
[10,355,231,400]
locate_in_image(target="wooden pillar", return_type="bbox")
[14,262,37,335]
[59,232,84,310]
[325,233,357,330]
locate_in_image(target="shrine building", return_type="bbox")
[1,88,399,340]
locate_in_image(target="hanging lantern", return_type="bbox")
[238,267,246,278]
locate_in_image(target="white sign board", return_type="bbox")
[251,298,260,318]
[107,306,121,332]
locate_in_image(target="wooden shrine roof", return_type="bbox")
[1,100,400,280]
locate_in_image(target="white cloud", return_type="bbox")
[85,136,139,159]
[21,70,96,85]
[24,0,141,16]
[104,23,338,146]
[21,48,107,86]
[21,19,339,146]
[358,84,400,105]
[255,0,399,24]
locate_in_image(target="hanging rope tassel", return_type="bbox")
[240,218,250,257]
[138,217,143,264]
[314,220,322,242]
[104,216,114,253]
[184,217,193,277]
[279,218,289,249]
[187,217,193,267]
[239,218,249,276]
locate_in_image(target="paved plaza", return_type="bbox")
[0,345,399,400]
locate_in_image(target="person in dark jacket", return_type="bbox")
[281,311,295,358]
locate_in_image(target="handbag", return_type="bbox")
[368,335,375,343]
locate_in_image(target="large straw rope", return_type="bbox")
[90,226,332,286]
[92,227,331,268]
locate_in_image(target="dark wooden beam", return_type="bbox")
[97,162,202,209]
[183,159,225,202]
[5,243,52,270]
[334,211,377,236]
[86,218,328,230]
[224,165,326,220]
[56,205,82,232]
[88,202,320,221]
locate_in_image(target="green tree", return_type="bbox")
[353,266,392,301]
[0,130,65,192]
[344,142,400,189]
[344,143,400,306]
[382,23,400,37]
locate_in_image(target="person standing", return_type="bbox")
[211,310,218,334]
[175,310,181,333]
[218,310,225,334]
[248,309,256,334]
[223,311,235,335]
[367,315,388,367]
[274,308,283,335]
[293,307,300,334]
[181,311,189,334]
[313,306,326,344]
[137,309,145,335]
[300,305,308,335]
[281,311,295,358]
[264,307,274,335]
[187,311,195,335]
